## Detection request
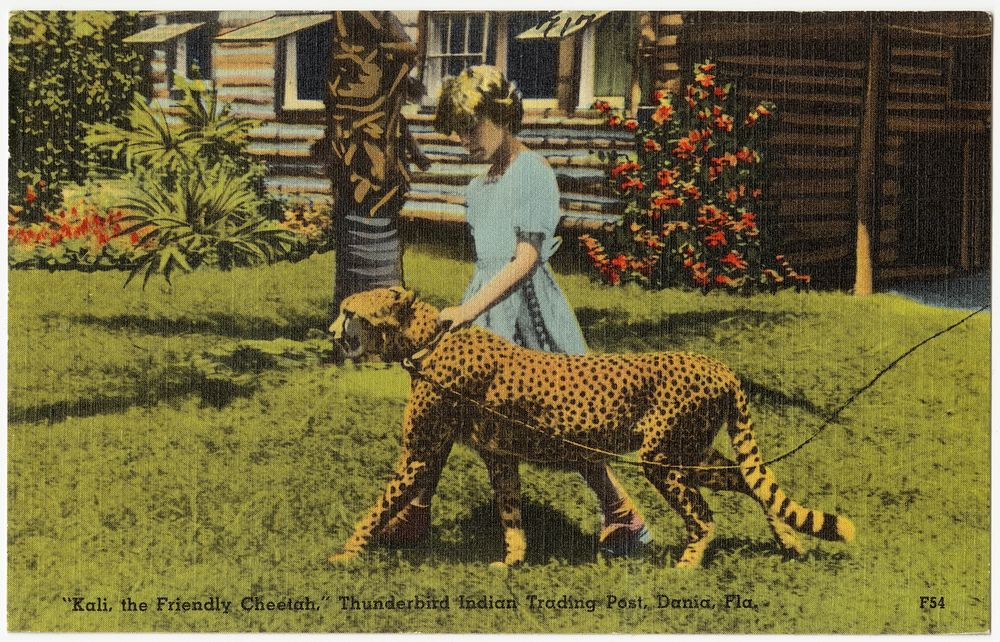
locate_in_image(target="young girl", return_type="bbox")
[384,66,649,557]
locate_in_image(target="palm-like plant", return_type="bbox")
[86,78,291,286]
[85,93,198,176]
[120,161,294,286]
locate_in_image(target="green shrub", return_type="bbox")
[9,11,146,218]
[85,80,294,284]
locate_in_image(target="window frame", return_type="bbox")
[423,12,492,107]
[164,18,214,91]
[282,28,326,112]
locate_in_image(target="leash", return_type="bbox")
[402,303,989,471]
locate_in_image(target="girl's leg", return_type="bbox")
[579,462,652,556]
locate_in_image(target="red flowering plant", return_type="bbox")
[8,199,153,270]
[580,61,809,292]
[9,178,55,224]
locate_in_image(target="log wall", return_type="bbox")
[674,12,990,286]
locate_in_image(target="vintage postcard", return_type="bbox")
[6,9,991,634]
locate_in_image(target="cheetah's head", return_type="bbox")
[330,287,433,362]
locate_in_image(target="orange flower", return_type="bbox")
[681,183,701,200]
[713,113,734,133]
[25,186,37,205]
[673,137,697,157]
[651,103,673,125]
[763,268,783,282]
[689,261,710,287]
[650,191,683,210]
[623,119,639,131]
[726,188,739,203]
[611,254,628,270]
[660,220,690,237]
[695,72,715,88]
[610,160,641,177]
[704,230,727,247]
[657,168,680,187]
[620,177,645,191]
[643,139,662,152]
[720,251,748,270]
[698,62,717,73]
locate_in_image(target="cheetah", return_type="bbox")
[327,287,855,568]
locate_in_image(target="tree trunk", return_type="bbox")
[324,11,418,313]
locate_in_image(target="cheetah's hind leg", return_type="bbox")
[692,448,804,557]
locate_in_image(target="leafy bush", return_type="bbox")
[85,80,294,285]
[580,61,809,293]
[9,11,146,217]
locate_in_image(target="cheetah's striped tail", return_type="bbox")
[727,389,856,543]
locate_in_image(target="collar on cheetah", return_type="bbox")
[400,325,451,375]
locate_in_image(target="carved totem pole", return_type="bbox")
[323,11,421,310]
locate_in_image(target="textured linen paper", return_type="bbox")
[6,8,991,633]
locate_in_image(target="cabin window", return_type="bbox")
[422,13,493,106]
[181,29,212,80]
[592,13,635,99]
[165,15,214,87]
[577,12,635,109]
[505,12,558,100]
[283,22,331,110]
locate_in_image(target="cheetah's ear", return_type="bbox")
[389,286,416,307]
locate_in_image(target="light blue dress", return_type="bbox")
[462,150,587,355]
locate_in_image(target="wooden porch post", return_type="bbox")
[854,22,887,296]
[960,136,972,271]
[626,11,655,115]
[556,35,578,114]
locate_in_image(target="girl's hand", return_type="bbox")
[438,305,476,331]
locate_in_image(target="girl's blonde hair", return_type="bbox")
[433,65,524,135]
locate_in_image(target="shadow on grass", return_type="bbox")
[410,500,600,565]
[578,307,801,352]
[9,377,254,424]
[65,312,327,341]
[740,378,829,418]
[701,535,851,567]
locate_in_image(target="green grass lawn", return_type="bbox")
[8,248,990,633]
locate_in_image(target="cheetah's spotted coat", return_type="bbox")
[328,287,855,568]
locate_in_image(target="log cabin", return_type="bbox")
[124,10,990,289]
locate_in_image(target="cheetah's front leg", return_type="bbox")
[328,452,442,563]
[480,451,525,568]
[643,465,716,569]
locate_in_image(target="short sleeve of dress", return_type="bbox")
[512,153,562,240]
